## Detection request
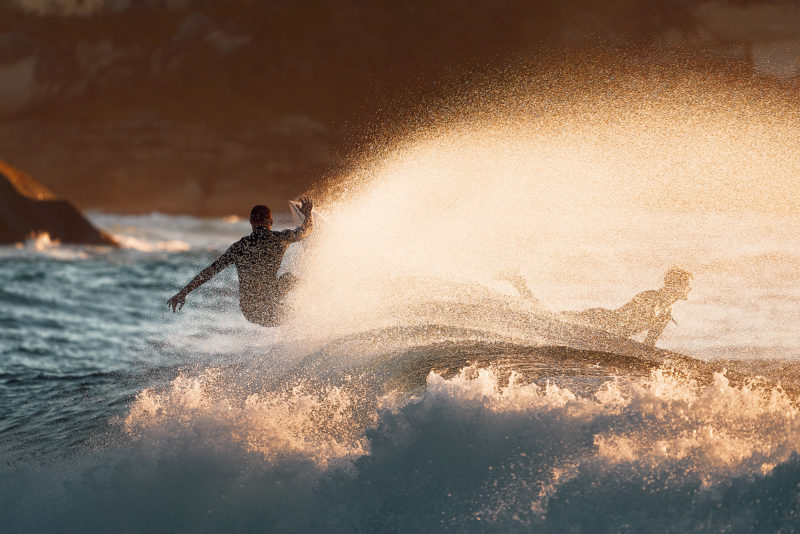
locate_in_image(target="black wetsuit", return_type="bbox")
[208,217,312,326]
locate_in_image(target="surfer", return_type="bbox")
[166,197,313,326]
[508,268,693,346]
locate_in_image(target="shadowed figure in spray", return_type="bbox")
[167,197,313,326]
[505,268,693,347]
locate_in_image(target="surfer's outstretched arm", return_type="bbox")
[167,249,236,312]
[280,196,314,242]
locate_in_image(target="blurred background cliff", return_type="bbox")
[0,0,798,216]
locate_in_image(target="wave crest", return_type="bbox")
[6,359,800,532]
[123,369,371,467]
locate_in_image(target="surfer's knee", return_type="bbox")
[277,273,298,295]
[243,311,277,327]
[241,303,278,327]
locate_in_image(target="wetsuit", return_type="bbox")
[207,216,312,326]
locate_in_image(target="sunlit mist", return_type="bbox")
[283,76,800,347]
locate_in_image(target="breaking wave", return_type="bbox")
[5,349,800,533]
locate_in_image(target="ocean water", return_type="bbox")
[6,80,800,532]
[2,207,800,533]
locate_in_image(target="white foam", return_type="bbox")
[114,234,191,252]
[5,360,800,532]
[122,362,800,480]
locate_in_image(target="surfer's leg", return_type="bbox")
[240,300,277,327]
[243,311,277,327]
[241,275,297,327]
[277,272,298,300]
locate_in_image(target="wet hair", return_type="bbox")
[664,267,692,288]
[250,204,272,225]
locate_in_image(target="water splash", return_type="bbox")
[280,76,800,351]
[123,368,371,467]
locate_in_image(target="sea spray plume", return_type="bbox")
[278,66,800,348]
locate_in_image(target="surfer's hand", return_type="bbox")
[167,292,186,312]
[298,195,313,217]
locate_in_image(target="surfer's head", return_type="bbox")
[250,205,272,229]
[663,267,692,300]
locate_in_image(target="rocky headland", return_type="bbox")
[0,159,118,245]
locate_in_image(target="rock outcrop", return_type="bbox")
[0,160,117,246]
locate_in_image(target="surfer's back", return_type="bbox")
[230,228,288,279]
[226,226,308,298]
[166,197,314,326]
